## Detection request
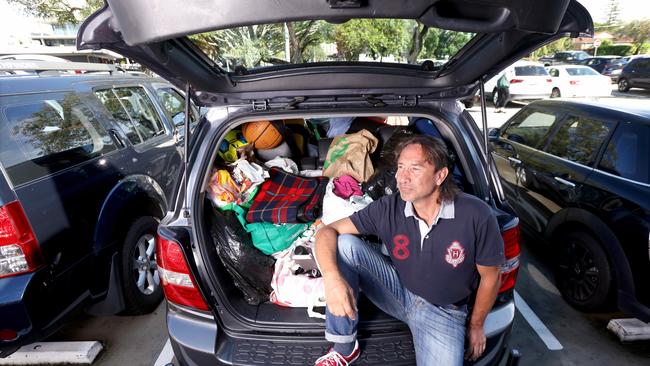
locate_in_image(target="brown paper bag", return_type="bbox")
[323,129,378,183]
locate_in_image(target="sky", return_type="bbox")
[578,0,650,23]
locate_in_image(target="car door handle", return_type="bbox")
[508,157,521,165]
[109,129,125,148]
[554,176,575,188]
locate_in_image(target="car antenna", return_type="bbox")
[182,82,192,219]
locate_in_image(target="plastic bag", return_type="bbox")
[207,169,241,207]
[362,167,398,201]
[323,129,378,183]
[322,181,373,225]
[208,206,275,305]
[264,156,299,174]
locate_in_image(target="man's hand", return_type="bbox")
[323,274,357,320]
[464,324,486,361]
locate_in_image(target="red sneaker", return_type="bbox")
[314,341,360,366]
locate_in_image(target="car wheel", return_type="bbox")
[120,216,163,315]
[492,88,499,105]
[617,78,630,92]
[550,88,561,98]
[462,100,474,109]
[554,231,613,312]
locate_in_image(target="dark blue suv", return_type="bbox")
[0,61,197,356]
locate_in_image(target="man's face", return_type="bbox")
[395,144,447,203]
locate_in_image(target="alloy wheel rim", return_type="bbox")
[133,234,159,295]
[557,241,599,302]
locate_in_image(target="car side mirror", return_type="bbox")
[488,127,500,140]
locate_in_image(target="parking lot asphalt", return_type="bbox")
[39,85,650,366]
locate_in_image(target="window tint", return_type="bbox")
[155,87,198,127]
[0,92,115,185]
[565,67,599,76]
[599,123,649,184]
[95,86,166,145]
[501,108,559,148]
[633,60,649,69]
[514,66,548,76]
[546,116,613,166]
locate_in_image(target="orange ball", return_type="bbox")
[242,120,283,149]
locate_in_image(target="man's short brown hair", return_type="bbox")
[393,135,460,203]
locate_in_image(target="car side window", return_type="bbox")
[545,116,614,166]
[500,108,559,149]
[155,87,199,127]
[0,92,116,186]
[95,86,166,145]
[598,123,649,184]
[548,68,559,77]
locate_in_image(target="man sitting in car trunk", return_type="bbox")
[314,135,505,366]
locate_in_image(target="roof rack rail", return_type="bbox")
[0,60,122,74]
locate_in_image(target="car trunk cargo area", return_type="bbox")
[197,112,480,333]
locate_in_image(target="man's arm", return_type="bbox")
[314,218,359,320]
[465,264,501,361]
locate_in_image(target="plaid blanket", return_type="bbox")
[246,167,328,224]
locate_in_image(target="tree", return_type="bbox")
[285,21,334,63]
[604,0,621,26]
[407,21,430,64]
[417,29,471,60]
[618,20,650,55]
[8,0,103,25]
[334,19,408,61]
[530,37,574,59]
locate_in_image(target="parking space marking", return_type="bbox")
[154,339,174,366]
[514,290,564,350]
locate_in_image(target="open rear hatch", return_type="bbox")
[78,0,592,106]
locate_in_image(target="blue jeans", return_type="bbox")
[325,235,468,366]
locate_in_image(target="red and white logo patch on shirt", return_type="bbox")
[445,241,466,268]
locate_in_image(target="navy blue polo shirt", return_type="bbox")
[349,192,505,306]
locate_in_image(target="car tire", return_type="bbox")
[119,216,163,315]
[617,78,630,92]
[550,88,561,98]
[491,88,499,105]
[554,231,613,312]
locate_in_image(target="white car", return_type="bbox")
[485,60,552,104]
[546,65,612,98]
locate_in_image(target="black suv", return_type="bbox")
[490,99,649,321]
[77,0,592,364]
[539,51,591,66]
[617,56,650,92]
[0,61,198,356]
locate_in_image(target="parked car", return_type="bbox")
[539,50,591,66]
[0,60,199,356]
[617,56,650,92]
[489,99,650,321]
[76,0,593,365]
[546,65,612,98]
[579,56,625,81]
[484,61,553,105]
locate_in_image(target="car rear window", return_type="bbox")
[565,67,599,76]
[0,92,116,186]
[599,122,649,184]
[514,66,548,76]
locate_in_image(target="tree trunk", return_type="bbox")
[285,22,302,63]
[407,23,429,64]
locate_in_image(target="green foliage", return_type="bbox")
[587,44,634,56]
[8,0,103,25]
[420,29,471,60]
[334,19,408,61]
[618,20,650,54]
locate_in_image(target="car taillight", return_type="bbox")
[156,234,209,311]
[509,79,524,84]
[546,78,553,83]
[569,80,581,85]
[0,201,43,279]
[499,225,520,293]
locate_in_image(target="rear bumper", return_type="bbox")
[0,273,36,357]
[508,93,550,101]
[169,301,514,366]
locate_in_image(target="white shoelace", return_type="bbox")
[315,351,350,366]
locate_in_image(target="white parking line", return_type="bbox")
[154,339,174,366]
[514,290,564,350]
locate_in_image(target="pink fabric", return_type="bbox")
[332,175,362,199]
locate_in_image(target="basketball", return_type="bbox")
[242,120,283,149]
